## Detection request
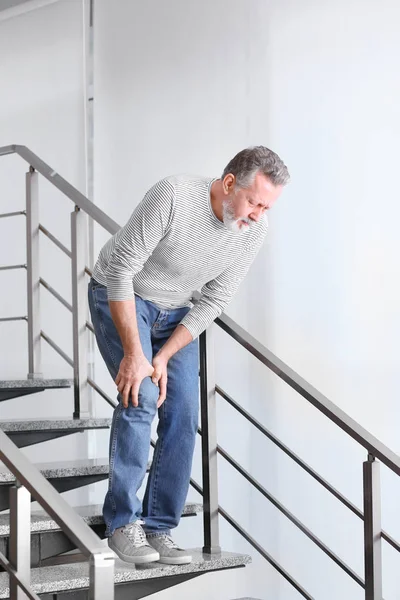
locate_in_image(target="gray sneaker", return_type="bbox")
[146,534,192,565]
[108,520,160,564]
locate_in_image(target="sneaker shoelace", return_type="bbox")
[161,535,181,550]
[124,520,148,547]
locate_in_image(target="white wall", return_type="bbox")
[94,1,400,599]
[249,2,400,598]
[0,0,90,492]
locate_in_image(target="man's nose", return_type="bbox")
[250,207,263,222]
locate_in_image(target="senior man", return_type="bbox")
[88,146,289,565]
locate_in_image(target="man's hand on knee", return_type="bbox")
[115,354,154,408]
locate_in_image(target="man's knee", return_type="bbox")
[137,377,159,413]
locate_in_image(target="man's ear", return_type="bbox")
[222,173,236,195]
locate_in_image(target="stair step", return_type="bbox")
[0,458,109,511]
[0,549,251,598]
[0,458,109,484]
[0,502,203,537]
[0,418,112,447]
[0,379,72,402]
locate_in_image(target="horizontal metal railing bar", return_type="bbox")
[41,336,118,412]
[88,377,117,409]
[212,311,400,478]
[381,531,400,553]
[217,387,400,555]
[39,224,72,258]
[215,439,364,587]
[0,316,27,323]
[0,264,26,271]
[188,477,312,600]
[0,210,26,219]
[0,430,114,567]
[39,228,92,278]
[41,330,73,367]
[219,505,314,599]
[86,320,95,333]
[4,145,120,236]
[216,385,364,519]
[40,278,72,312]
[0,551,40,600]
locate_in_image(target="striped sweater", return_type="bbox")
[92,174,268,340]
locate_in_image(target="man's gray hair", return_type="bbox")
[221,146,290,189]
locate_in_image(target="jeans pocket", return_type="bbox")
[90,277,106,291]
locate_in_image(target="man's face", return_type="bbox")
[222,171,283,233]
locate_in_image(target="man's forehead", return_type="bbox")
[247,173,275,205]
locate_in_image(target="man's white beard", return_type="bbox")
[222,198,251,233]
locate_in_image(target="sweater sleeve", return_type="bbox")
[179,234,266,340]
[104,178,175,300]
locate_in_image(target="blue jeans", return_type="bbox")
[88,278,199,537]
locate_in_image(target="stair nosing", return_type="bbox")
[0,418,112,432]
[0,458,110,483]
[0,379,72,389]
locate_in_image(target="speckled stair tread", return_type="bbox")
[0,502,203,536]
[0,550,251,597]
[0,458,110,483]
[0,379,72,389]
[0,417,111,432]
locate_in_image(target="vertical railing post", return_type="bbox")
[71,206,89,418]
[26,167,42,379]
[363,453,382,600]
[89,552,115,600]
[199,324,221,554]
[9,483,31,600]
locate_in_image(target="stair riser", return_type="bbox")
[0,475,108,511]
[5,428,109,449]
[0,389,44,403]
[5,431,82,448]
[0,524,104,569]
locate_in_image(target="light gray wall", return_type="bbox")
[93,1,400,599]
[0,0,90,504]
[0,0,30,12]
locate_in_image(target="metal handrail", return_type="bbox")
[1,145,119,236]
[217,384,400,555]
[0,430,114,598]
[216,439,364,586]
[217,385,364,516]
[214,310,400,477]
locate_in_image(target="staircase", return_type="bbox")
[1,145,399,599]
[0,380,250,599]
